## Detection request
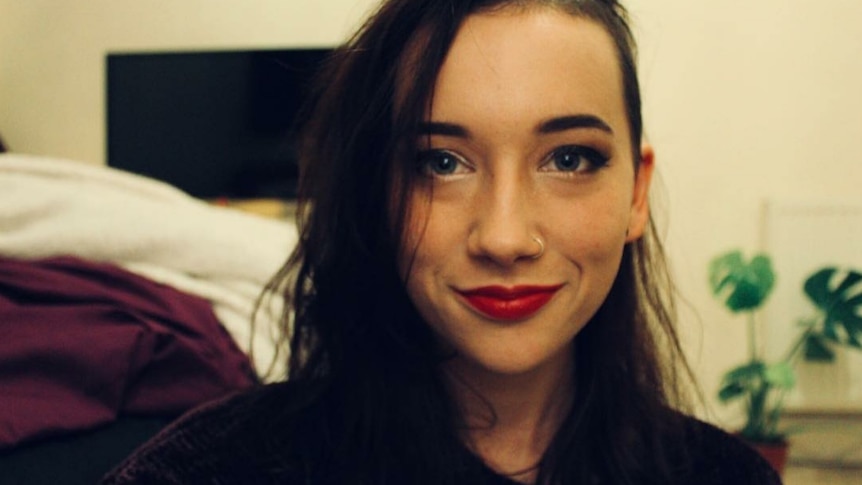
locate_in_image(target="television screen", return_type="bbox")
[107,48,331,199]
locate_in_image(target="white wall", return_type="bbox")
[2,0,861,427]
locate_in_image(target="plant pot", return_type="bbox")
[746,439,789,476]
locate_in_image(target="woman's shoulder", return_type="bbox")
[101,381,320,484]
[677,414,783,485]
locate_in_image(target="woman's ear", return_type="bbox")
[625,143,654,242]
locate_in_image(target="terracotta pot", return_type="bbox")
[747,440,789,476]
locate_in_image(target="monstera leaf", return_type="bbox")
[804,268,862,349]
[718,361,794,402]
[709,251,776,312]
[803,332,836,362]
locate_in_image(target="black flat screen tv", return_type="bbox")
[107,48,331,199]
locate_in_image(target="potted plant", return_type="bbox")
[708,249,862,474]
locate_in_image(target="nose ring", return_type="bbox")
[531,236,545,259]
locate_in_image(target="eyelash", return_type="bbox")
[539,145,610,175]
[416,144,609,179]
[416,149,472,178]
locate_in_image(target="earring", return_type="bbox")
[531,236,545,259]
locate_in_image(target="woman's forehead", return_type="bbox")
[428,8,627,137]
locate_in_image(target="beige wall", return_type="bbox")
[2,0,862,426]
[0,0,378,164]
[629,0,862,423]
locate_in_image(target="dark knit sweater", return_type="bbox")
[102,382,782,484]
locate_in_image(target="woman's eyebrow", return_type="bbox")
[417,121,470,138]
[417,115,611,138]
[538,114,613,134]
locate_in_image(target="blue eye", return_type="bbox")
[546,145,609,173]
[417,149,468,177]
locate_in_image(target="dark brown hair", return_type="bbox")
[265,0,694,483]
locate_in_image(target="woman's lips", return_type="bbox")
[457,285,563,321]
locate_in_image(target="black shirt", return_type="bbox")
[102,382,782,484]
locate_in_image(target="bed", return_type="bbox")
[0,152,297,484]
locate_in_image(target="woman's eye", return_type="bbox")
[542,145,609,174]
[417,149,470,177]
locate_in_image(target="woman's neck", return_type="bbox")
[443,353,575,483]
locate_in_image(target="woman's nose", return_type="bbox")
[467,177,541,265]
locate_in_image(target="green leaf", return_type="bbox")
[710,251,744,294]
[803,333,835,362]
[763,362,795,389]
[719,362,768,402]
[718,381,746,402]
[804,268,862,349]
[709,250,775,312]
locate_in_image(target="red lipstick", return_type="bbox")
[457,285,562,321]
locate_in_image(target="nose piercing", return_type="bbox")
[531,236,545,259]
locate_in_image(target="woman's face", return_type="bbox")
[401,7,653,380]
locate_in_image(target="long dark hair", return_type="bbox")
[265,0,695,483]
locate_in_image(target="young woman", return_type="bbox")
[103,1,782,483]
